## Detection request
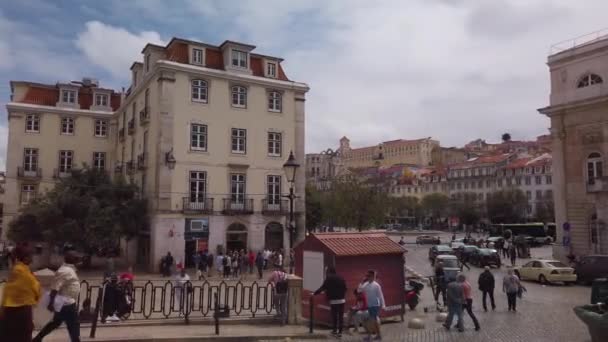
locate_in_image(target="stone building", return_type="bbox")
[337,136,439,168]
[305,148,343,190]
[539,32,608,259]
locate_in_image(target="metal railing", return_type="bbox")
[118,128,125,141]
[139,107,150,125]
[182,197,214,214]
[550,28,608,55]
[17,166,42,179]
[261,199,288,215]
[128,119,135,135]
[53,168,72,179]
[137,153,147,170]
[222,198,254,215]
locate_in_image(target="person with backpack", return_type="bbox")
[269,264,288,325]
[478,266,496,312]
[255,251,265,280]
[312,267,347,337]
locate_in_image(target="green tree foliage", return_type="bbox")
[9,168,148,259]
[305,185,323,232]
[502,133,512,142]
[485,189,528,223]
[388,196,421,221]
[449,193,481,226]
[535,201,555,223]
[421,193,449,224]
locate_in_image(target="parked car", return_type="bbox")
[450,241,465,250]
[574,255,608,285]
[485,236,504,248]
[429,245,454,265]
[514,259,577,285]
[533,236,553,246]
[471,248,501,268]
[435,255,460,282]
[458,245,480,262]
[416,235,441,245]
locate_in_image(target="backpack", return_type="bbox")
[275,272,288,294]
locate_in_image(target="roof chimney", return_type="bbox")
[81,77,99,87]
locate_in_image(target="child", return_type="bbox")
[346,290,368,334]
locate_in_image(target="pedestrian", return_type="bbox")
[312,266,347,337]
[198,252,207,280]
[33,249,82,342]
[289,249,295,274]
[0,243,41,342]
[358,270,385,341]
[434,261,447,306]
[216,252,224,278]
[101,274,122,323]
[263,249,270,270]
[241,251,248,278]
[173,267,190,315]
[163,252,174,277]
[503,268,521,312]
[502,240,509,259]
[223,253,231,279]
[442,274,465,332]
[345,289,368,334]
[255,251,264,279]
[398,237,406,246]
[509,244,517,266]
[193,252,201,273]
[231,252,239,279]
[248,250,255,275]
[461,274,480,331]
[206,251,214,277]
[478,266,496,312]
[268,264,288,325]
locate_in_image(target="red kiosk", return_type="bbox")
[294,232,406,326]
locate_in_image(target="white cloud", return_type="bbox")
[75,21,164,79]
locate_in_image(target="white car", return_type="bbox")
[514,259,577,285]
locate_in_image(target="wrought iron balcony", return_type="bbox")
[17,167,42,179]
[261,199,288,215]
[587,177,608,193]
[118,128,125,141]
[127,119,135,135]
[222,198,254,215]
[182,197,214,214]
[53,168,71,179]
[139,107,150,125]
[137,153,147,170]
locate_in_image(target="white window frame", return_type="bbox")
[230,173,246,204]
[231,128,246,154]
[62,90,76,104]
[267,175,281,206]
[231,86,247,108]
[266,62,277,78]
[268,91,282,112]
[25,114,40,133]
[59,150,74,173]
[268,132,282,157]
[20,184,36,205]
[93,152,106,170]
[23,148,38,171]
[231,49,248,68]
[189,171,207,204]
[191,48,204,65]
[60,117,75,135]
[94,93,109,107]
[191,79,208,103]
[94,119,108,138]
[587,153,603,184]
[190,124,208,151]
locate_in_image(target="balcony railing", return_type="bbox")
[53,168,72,179]
[182,197,214,214]
[118,128,125,141]
[137,153,147,170]
[128,119,135,135]
[587,177,608,193]
[17,167,42,179]
[139,107,150,125]
[222,198,254,215]
[114,163,123,173]
[262,199,288,215]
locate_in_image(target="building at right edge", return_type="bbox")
[539,33,608,260]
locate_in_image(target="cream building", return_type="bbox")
[338,136,439,168]
[539,32,608,259]
[4,37,309,270]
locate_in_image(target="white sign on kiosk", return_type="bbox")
[303,251,324,291]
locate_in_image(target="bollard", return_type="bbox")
[90,281,106,338]
[309,295,314,334]
[214,293,219,335]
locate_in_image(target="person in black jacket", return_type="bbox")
[312,267,347,337]
[478,266,496,312]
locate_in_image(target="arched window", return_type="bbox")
[577,74,603,88]
[268,91,282,112]
[191,79,208,103]
[587,152,603,184]
[231,86,247,107]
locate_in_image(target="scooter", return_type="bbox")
[405,279,425,310]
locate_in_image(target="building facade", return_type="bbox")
[337,136,439,168]
[4,38,309,270]
[539,33,608,259]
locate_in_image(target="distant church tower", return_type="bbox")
[339,136,351,152]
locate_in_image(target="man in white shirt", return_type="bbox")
[174,267,190,315]
[359,270,385,341]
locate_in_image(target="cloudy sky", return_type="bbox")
[1,0,608,169]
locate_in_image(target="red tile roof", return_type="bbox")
[20,84,121,111]
[313,233,405,256]
[505,158,533,169]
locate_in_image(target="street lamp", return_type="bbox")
[283,151,300,273]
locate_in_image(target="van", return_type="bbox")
[574,255,608,284]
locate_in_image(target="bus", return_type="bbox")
[490,223,555,245]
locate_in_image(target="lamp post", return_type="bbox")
[283,151,300,273]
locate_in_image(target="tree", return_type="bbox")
[449,193,481,228]
[388,196,421,226]
[421,193,449,226]
[486,189,528,224]
[9,167,148,263]
[502,133,512,142]
[535,201,555,223]
[305,184,323,232]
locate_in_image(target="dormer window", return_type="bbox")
[231,50,248,68]
[145,54,151,73]
[192,48,204,65]
[266,62,277,78]
[62,90,76,104]
[577,73,603,88]
[95,94,109,107]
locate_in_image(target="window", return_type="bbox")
[536,190,542,200]
[192,48,203,65]
[25,114,40,133]
[144,88,150,108]
[267,62,277,78]
[23,148,38,171]
[457,182,462,190]
[20,185,36,205]
[190,219,209,232]
[231,128,246,153]
[525,176,531,185]
[95,94,108,107]
[61,117,74,135]
[190,124,207,151]
[93,152,106,170]
[133,71,138,87]
[515,177,521,185]
[59,150,73,173]
[478,180,483,189]
[191,79,208,103]
[268,91,282,112]
[230,173,246,204]
[587,152,603,184]
[526,191,531,200]
[267,175,281,205]
[231,49,248,68]
[189,171,207,203]
[535,176,542,185]
[506,178,512,186]
[498,179,503,188]
[145,54,151,72]
[577,73,603,88]
[62,90,76,104]
[94,119,108,137]
[546,190,553,199]
[231,86,247,107]
[546,175,552,184]
[268,132,282,157]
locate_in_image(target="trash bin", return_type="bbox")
[591,278,608,304]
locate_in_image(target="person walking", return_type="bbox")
[509,244,517,267]
[33,249,82,342]
[206,252,214,278]
[268,265,288,325]
[0,243,41,342]
[503,268,521,312]
[248,250,255,275]
[255,251,264,280]
[443,274,465,332]
[173,267,190,315]
[359,270,385,341]
[434,261,447,306]
[312,267,347,337]
[216,252,224,278]
[461,275,480,331]
[478,266,496,311]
